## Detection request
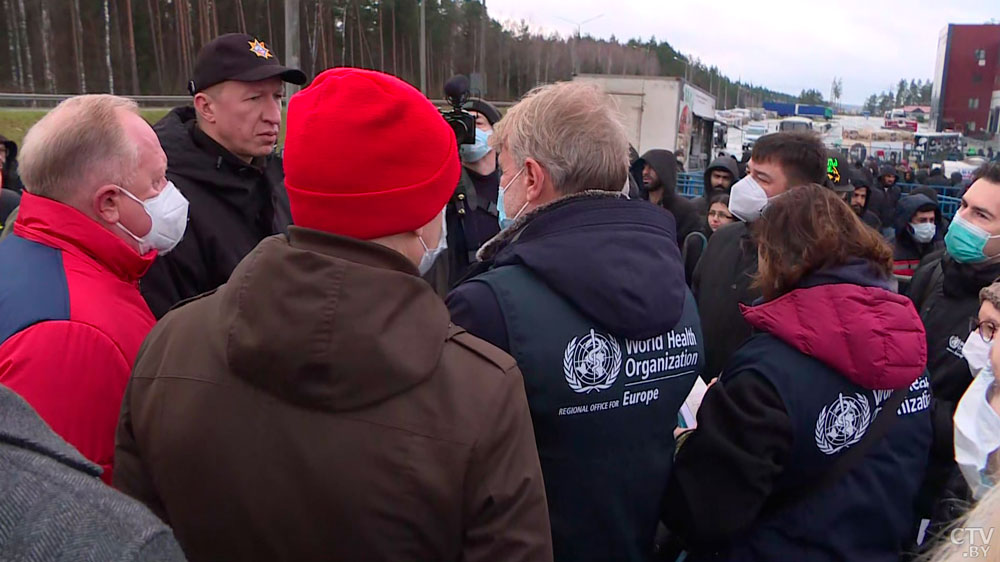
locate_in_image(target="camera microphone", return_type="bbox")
[444,75,471,101]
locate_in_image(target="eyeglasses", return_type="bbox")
[970,318,998,343]
[708,210,734,221]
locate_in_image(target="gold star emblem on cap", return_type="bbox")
[248,39,273,59]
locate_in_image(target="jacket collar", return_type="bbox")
[287,226,419,276]
[477,189,624,262]
[13,192,155,283]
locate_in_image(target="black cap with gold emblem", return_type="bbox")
[188,33,307,95]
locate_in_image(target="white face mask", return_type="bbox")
[911,222,936,244]
[116,181,190,255]
[728,174,770,223]
[417,210,448,276]
[964,330,992,378]
[954,360,1000,500]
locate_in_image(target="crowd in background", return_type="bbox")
[5,32,1000,562]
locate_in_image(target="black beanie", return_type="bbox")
[463,99,502,126]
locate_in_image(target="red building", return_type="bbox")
[931,24,1000,135]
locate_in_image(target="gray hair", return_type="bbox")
[19,94,140,202]
[491,81,629,195]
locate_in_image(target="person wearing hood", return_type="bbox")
[927,166,952,188]
[868,164,903,239]
[908,162,1000,547]
[0,95,183,484]
[692,131,828,381]
[632,148,702,247]
[903,167,916,184]
[664,184,931,562]
[0,134,24,193]
[951,171,965,188]
[114,68,552,562]
[690,156,740,214]
[139,33,307,318]
[424,98,504,295]
[847,169,882,230]
[447,81,703,562]
[893,193,944,293]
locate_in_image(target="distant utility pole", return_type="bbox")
[419,0,427,94]
[557,13,602,75]
[285,0,300,97]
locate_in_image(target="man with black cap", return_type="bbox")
[140,33,307,318]
[868,164,903,240]
[425,99,504,294]
[847,168,882,230]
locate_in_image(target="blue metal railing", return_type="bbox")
[677,173,962,219]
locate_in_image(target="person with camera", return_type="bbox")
[424,96,504,294]
[447,81,703,562]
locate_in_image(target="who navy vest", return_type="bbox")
[688,333,932,562]
[472,264,704,562]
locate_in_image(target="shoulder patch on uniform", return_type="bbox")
[447,324,518,373]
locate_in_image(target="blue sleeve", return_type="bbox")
[446,281,510,353]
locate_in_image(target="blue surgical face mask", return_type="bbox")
[945,212,1000,264]
[497,168,527,230]
[459,129,493,163]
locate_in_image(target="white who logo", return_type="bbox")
[563,329,621,394]
[815,393,871,455]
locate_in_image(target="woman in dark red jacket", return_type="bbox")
[663,184,932,562]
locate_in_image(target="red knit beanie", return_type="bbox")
[284,68,459,239]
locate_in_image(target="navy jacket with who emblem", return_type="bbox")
[664,261,931,562]
[448,191,703,562]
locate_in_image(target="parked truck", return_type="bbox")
[573,74,718,170]
[763,101,797,117]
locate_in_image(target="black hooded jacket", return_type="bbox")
[632,149,701,247]
[909,252,1000,521]
[868,164,902,228]
[0,135,24,193]
[893,194,943,293]
[140,106,292,318]
[691,156,740,214]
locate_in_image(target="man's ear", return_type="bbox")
[523,157,548,203]
[93,184,122,224]
[193,92,217,124]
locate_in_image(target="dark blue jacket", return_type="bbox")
[448,191,700,561]
[665,262,931,562]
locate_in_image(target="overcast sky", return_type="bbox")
[487,0,998,105]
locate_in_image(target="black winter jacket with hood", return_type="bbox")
[908,252,1000,521]
[631,150,701,247]
[0,136,24,193]
[868,164,903,228]
[691,156,740,214]
[140,107,292,318]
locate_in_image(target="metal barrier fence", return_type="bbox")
[677,172,962,219]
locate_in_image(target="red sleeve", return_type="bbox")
[0,321,132,484]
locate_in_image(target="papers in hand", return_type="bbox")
[678,377,709,429]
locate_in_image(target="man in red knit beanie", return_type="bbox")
[114,68,552,562]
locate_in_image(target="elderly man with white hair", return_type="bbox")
[0,94,188,485]
[447,81,706,561]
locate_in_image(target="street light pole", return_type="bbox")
[285,0,301,97]
[419,0,427,94]
[557,14,602,76]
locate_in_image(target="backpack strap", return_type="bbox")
[764,387,909,514]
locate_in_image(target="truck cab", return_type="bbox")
[779,117,813,132]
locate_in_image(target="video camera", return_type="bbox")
[441,75,477,146]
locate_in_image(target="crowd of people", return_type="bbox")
[4,31,1000,562]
